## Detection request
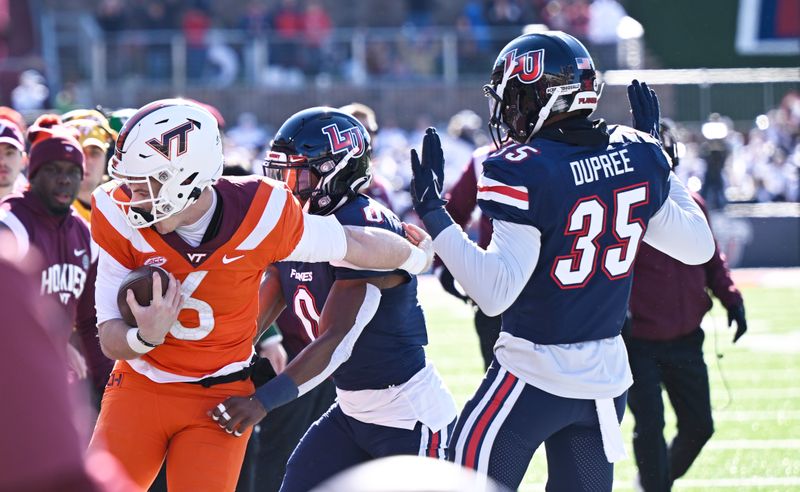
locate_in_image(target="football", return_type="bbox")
[116,266,170,327]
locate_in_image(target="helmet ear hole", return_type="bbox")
[181,172,199,186]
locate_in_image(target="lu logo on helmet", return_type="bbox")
[502,48,545,84]
[321,123,366,158]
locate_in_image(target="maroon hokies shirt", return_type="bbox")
[0,190,113,391]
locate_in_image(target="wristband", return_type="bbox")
[254,373,300,412]
[126,328,155,354]
[399,245,427,275]
[421,207,455,240]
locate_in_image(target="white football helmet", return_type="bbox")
[108,99,223,228]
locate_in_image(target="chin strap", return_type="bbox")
[527,85,577,142]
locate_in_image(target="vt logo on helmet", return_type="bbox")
[146,119,199,160]
[484,30,601,148]
[264,107,372,216]
[107,99,223,228]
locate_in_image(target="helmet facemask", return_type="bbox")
[265,108,373,216]
[265,147,371,215]
[108,157,207,228]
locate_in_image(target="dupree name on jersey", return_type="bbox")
[569,148,633,186]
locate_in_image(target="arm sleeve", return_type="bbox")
[95,247,132,324]
[642,173,715,265]
[433,219,540,317]
[282,214,347,263]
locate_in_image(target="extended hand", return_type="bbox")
[410,127,447,218]
[727,304,747,343]
[127,271,182,345]
[627,79,661,138]
[209,397,266,437]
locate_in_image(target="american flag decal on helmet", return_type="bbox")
[576,57,592,70]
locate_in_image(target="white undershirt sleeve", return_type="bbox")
[283,214,347,263]
[433,219,541,317]
[643,173,715,265]
[95,247,132,324]
[296,283,381,397]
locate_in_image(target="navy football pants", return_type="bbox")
[448,359,627,491]
[280,403,455,492]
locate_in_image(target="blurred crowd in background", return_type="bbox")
[3,90,798,219]
[81,0,634,86]
[1,0,797,209]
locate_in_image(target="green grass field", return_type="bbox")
[419,269,800,491]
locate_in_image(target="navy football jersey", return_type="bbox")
[477,125,671,345]
[276,195,427,390]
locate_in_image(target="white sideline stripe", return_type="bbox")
[683,410,800,422]
[704,439,800,450]
[712,387,800,399]
[237,186,286,250]
[523,477,800,491]
[674,477,800,488]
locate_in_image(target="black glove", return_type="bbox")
[727,303,747,343]
[436,266,470,303]
[410,127,447,218]
[627,79,661,138]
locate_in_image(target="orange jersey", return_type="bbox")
[91,176,305,380]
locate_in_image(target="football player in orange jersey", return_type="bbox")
[88,99,433,492]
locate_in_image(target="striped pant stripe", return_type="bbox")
[419,424,450,459]
[454,367,524,474]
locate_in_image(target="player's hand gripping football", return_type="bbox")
[209,397,266,437]
[410,127,448,218]
[627,79,661,138]
[125,271,182,346]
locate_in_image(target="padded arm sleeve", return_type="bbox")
[433,219,540,317]
[643,173,715,265]
[283,214,347,263]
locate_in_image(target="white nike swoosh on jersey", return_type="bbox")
[74,249,86,256]
[222,254,244,264]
